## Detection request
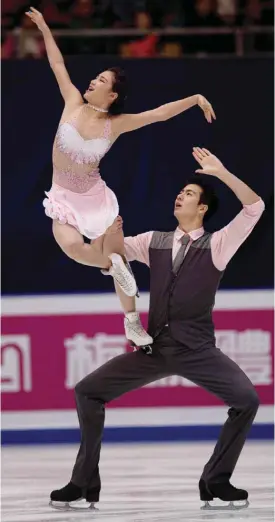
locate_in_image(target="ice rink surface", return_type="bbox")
[2,441,274,522]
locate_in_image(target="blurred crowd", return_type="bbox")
[2,0,274,58]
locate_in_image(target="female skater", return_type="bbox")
[26,7,216,347]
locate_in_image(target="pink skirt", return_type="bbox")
[43,181,119,240]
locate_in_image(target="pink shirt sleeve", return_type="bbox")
[211,199,265,271]
[124,231,154,266]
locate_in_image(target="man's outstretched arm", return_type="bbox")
[192,147,265,271]
[193,146,261,205]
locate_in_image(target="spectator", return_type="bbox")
[1,29,16,58]
[216,0,237,24]
[133,10,153,30]
[70,0,102,28]
[2,0,29,17]
[17,13,45,58]
[189,0,220,26]
[98,0,146,27]
[245,0,274,24]
[244,0,274,51]
[120,11,159,57]
[184,0,236,54]
[41,0,71,28]
[147,0,184,27]
[68,0,105,54]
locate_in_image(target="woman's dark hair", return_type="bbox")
[183,175,219,222]
[107,67,127,116]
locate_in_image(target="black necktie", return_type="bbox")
[172,234,190,275]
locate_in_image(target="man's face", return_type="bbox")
[174,184,207,222]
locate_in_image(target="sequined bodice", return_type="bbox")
[52,111,112,194]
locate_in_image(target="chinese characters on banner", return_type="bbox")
[1,308,274,411]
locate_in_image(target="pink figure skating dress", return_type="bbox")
[43,106,119,240]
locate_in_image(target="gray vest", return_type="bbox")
[148,231,224,349]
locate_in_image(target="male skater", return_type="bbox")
[50,148,264,511]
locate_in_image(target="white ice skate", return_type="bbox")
[102,253,137,297]
[124,312,153,354]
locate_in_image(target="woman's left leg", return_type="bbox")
[102,219,153,348]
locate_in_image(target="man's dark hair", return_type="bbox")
[183,175,219,222]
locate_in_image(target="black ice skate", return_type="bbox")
[49,481,98,512]
[199,479,249,510]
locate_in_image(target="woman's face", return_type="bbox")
[84,70,117,108]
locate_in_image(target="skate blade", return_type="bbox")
[49,500,97,512]
[130,342,152,355]
[201,500,249,511]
